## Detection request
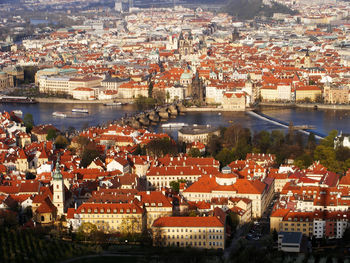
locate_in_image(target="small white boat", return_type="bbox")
[218,112,222,116]
[72,108,89,113]
[161,123,188,129]
[104,102,122,106]
[13,110,23,116]
[52,112,66,118]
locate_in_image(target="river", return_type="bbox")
[0,103,348,139]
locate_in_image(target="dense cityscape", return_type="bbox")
[1,0,350,262]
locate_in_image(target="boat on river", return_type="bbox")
[104,102,123,106]
[72,108,89,113]
[52,112,66,118]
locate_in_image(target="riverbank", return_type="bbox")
[37,98,132,104]
[259,102,350,110]
[184,107,253,112]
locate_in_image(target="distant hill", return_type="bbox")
[223,0,298,20]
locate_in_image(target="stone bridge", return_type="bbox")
[119,102,186,129]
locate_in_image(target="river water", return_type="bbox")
[0,103,348,138]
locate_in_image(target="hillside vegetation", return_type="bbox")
[223,0,298,20]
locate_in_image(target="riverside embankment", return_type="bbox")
[36,98,131,104]
[259,102,350,110]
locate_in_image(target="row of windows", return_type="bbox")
[166,235,222,240]
[165,241,223,247]
[167,228,222,233]
[80,214,141,218]
[80,208,138,214]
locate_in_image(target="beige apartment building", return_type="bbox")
[152,216,225,249]
[38,75,102,95]
[68,203,144,233]
[324,86,349,104]
[295,86,322,102]
[222,92,246,111]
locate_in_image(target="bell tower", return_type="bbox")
[52,157,65,216]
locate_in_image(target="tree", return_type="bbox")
[55,135,69,149]
[23,113,34,133]
[188,148,201,157]
[46,128,57,141]
[153,89,166,105]
[336,147,350,162]
[81,142,100,168]
[170,181,180,193]
[76,222,97,241]
[145,137,177,157]
[253,130,271,153]
[215,148,235,167]
[120,216,141,235]
[224,124,246,149]
[315,94,324,103]
[307,132,316,151]
[321,130,338,148]
[207,135,222,157]
[294,153,313,169]
[148,81,154,98]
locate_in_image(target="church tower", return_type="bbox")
[52,157,65,216]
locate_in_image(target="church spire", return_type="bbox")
[52,155,62,180]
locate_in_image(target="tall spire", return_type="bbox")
[52,154,62,180]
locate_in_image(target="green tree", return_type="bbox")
[216,148,235,167]
[23,113,34,133]
[294,153,313,169]
[321,130,338,148]
[336,146,350,162]
[170,181,180,193]
[46,128,57,141]
[253,130,271,153]
[188,148,201,157]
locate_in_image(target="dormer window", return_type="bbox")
[100,209,104,213]
[151,203,156,206]
[126,209,130,213]
[94,209,98,213]
[113,209,117,213]
[88,209,91,213]
[107,209,111,213]
[158,203,163,206]
[133,209,136,213]
[81,209,85,213]
[145,203,149,206]
[120,209,124,213]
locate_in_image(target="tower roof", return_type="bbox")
[52,156,62,180]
